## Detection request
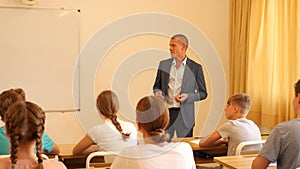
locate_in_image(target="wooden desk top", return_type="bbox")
[172,137,228,151]
[58,144,107,169]
[57,138,227,168]
[58,144,89,159]
[214,155,276,169]
[58,138,228,166]
[59,137,227,158]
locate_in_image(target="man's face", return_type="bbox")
[169,38,186,59]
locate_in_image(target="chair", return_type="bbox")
[0,154,49,160]
[86,151,114,168]
[0,155,10,158]
[41,154,50,160]
[235,140,266,156]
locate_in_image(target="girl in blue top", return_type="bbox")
[0,88,60,155]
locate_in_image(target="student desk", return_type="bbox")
[172,137,228,164]
[214,155,277,169]
[58,138,228,168]
[58,144,108,169]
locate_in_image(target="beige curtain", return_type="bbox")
[230,0,252,94]
[230,0,300,127]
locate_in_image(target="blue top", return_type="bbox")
[0,126,54,155]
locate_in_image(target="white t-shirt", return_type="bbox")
[217,118,262,155]
[88,119,138,162]
[110,142,196,169]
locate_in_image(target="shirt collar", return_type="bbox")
[172,56,187,66]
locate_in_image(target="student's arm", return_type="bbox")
[72,134,99,155]
[199,130,227,147]
[41,132,60,155]
[251,155,270,169]
[48,143,60,155]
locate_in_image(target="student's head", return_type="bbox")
[225,93,251,119]
[294,79,300,114]
[96,90,119,118]
[0,88,25,122]
[136,96,170,143]
[96,90,130,138]
[295,79,300,97]
[5,101,45,169]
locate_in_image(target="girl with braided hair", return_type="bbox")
[111,96,196,169]
[0,88,60,155]
[0,101,66,169]
[73,90,137,162]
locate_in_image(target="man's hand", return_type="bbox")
[175,93,188,103]
[155,91,165,100]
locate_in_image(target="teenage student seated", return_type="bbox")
[72,90,137,162]
[199,93,262,155]
[0,88,60,155]
[110,96,196,169]
[0,100,66,169]
[252,79,300,169]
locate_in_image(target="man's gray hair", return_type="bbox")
[171,34,189,48]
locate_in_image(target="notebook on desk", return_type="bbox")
[189,139,201,144]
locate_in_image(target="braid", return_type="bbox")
[10,132,19,169]
[97,90,131,140]
[5,101,45,169]
[35,122,44,169]
[6,104,23,169]
[28,101,45,169]
[149,128,169,143]
[110,113,130,140]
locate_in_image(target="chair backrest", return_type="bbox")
[86,151,114,168]
[41,154,50,160]
[235,140,266,156]
[0,154,49,160]
[0,155,10,158]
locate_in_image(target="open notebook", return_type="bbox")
[189,139,201,144]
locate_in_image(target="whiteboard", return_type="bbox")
[0,7,80,111]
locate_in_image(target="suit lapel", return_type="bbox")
[181,58,194,93]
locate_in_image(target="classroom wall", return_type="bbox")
[0,0,230,144]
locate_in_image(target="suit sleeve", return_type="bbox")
[196,64,207,100]
[153,61,163,95]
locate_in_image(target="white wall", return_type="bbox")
[0,0,230,144]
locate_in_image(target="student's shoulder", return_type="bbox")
[229,118,255,126]
[118,145,142,157]
[119,119,136,128]
[0,157,10,168]
[0,126,6,135]
[43,160,67,169]
[170,142,193,151]
[273,119,300,131]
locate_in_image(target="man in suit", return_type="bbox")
[153,34,207,140]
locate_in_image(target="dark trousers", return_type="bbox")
[166,108,193,141]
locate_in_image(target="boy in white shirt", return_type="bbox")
[199,93,261,155]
